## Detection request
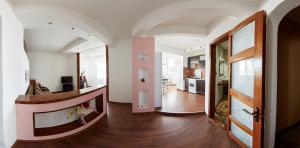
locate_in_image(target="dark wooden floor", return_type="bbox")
[14,103,238,148]
[159,86,205,113]
[275,121,300,148]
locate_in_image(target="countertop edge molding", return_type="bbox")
[15,86,107,141]
[15,85,106,104]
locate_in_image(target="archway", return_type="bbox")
[274,6,300,147]
[263,0,300,147]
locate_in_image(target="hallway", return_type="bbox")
[14,103,238,148]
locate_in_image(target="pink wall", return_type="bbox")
[16,88,107,140]
[132,37,155,113]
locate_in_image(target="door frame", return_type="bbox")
[208,31,229,122]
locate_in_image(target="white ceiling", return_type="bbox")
[162,14,224,27]
[19,16,105,54]
[24,27,78,53]
[9,0,264,53]
[156,35,207,53]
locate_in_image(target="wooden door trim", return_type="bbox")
[229,47,254,63]
[76,53,80,90]
[229,132,248,148]
[231,11,261,35]
[252,10,266,148]
[105,45,110,102]
[208,31,230,118]
[229,89,254,107]
[229,115,253,136]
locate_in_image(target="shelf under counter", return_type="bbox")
[15,85,107,141]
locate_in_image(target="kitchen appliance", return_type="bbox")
[189,79,197,93]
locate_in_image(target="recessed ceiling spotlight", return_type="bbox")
[72,27,75,30]
[48,22,53,25]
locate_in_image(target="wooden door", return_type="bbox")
[227,11,265,148]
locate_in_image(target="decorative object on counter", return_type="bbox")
[26,80,52,95]
[140,78,145,83]
[66,101,98,125]
[80,71,90,89]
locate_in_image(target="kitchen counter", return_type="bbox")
[185,78,205,94]
[185,78,205,80]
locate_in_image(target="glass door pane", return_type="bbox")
[231,97,253,130]
[232,21,255,55]
[232,58,254,98]
[229,20,256,148]
[231,123,253,147]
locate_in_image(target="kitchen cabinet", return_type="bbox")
[187,78,205,94]
[196,79,205,94]
[188,55,205,68]
[184,78,189,90]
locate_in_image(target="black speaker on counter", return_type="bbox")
[61,76,74,92]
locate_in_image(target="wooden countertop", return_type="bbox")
[15,85,106,104]
[184,78,205,80]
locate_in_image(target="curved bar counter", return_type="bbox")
[15,85,107,141]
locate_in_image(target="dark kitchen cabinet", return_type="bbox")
[196,80,205,94]
[184,78,189,90]
[188,55,205,68]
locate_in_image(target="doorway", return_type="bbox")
[209,32,229,128]
[275,6,300,148]
[155,35,206,114]
[209,11,266,148]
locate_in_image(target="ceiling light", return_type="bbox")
[72,27,75,30]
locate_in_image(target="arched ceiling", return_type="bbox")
[9,0,264,53]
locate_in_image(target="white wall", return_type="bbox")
[161,52,183,85]
[109,38,132,103]
[155,52,162,107]
[27,52,77,92]
[80,55,106,87]
[155,44,191,67]
[0,13,3,148]
[0,1,30,147]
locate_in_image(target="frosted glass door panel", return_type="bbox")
[231,123,253,148]
[232,21,255,55]
[231,97,253,130]
[232,58,254,97]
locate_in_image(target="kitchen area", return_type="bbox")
[159,52,205,113]
[183,55,205,95]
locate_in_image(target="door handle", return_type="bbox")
[242,107,259,122]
